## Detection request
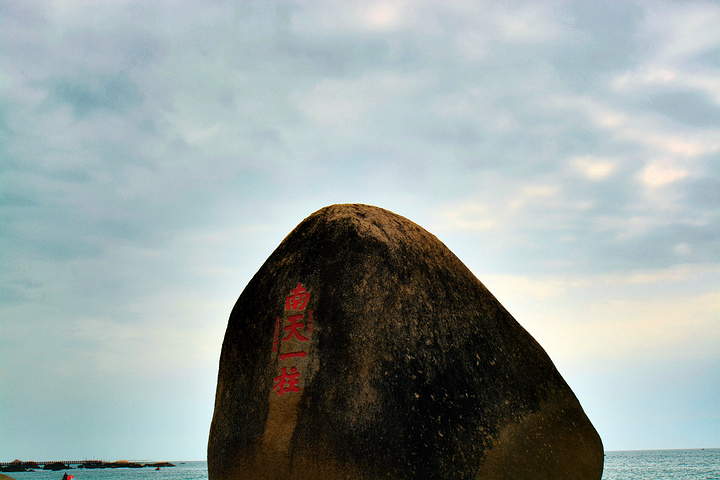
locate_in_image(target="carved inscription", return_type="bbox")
[272,283,312,396]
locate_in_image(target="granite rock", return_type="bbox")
[208,204,603,480]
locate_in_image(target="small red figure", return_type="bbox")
[283,314,309,342]
[272,366,300,396]
[286,283,310,311]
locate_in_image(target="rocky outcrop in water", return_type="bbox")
[80,461,175,469]
[208,204,604,480]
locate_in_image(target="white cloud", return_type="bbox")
[547,92,719,160]
[611,67,720,104]
[291,0,416,35]
[545,94,628,130]
[486,264,720,367]
[640,159,690,187]
[545,290,720,364]
[365,2,405,30]
[641,0,720,67]
[297,71,427,124]
[482,273,567,301]
[508,184,559,209]
[431,201,498,232]
[571,155,617,180]
[520,184,559,197]
[493,4,565,43]
[454,29,490,60]
[178,121,223,145]
[673,243,693,257]
[599,263,718,285]
[621,128,720,158]
[594,214,664,240]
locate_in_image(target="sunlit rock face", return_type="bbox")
[208,204,603,480]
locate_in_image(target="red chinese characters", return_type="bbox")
[286,283,310,311]
[279,351,306,360]
[271,283,312,396]
[272,367,300,396]
[283,314,309,342]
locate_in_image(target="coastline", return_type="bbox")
[1,461,175,474]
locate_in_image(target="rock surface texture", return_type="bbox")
[208,204,603,480]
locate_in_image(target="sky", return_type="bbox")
[1,0,718,463]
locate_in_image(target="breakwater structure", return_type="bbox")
[0,461,103,467]
[1,460,102,472]
[1,460,174,472]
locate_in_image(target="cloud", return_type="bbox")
[673,243,693,257]
[551,290,719,364]
[640,0,720,67]
[291,1,412,34]
[480,263,720,366]
[1,0,719,457]
[481,273,567,301]
[644,90,720,127]
[508,183,561,209]
[571,155,617,180]
[432,201,498,232]
[297,71,428,124]
[640,159,689,187]
[45,72,143,118]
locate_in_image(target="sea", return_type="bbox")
[602,449,720,480]
[4,449,719,479]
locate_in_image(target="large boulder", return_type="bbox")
[208,204,603,480]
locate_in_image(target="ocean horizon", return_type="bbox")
[3,449,719,480]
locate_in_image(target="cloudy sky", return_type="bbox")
[1,0,718,462]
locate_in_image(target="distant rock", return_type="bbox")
[81,460,172,469]
[0,461,26,473]
[102,461,143,468]
[0,466,26,473]
[208,204,604,480]
[43,462,70,471]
